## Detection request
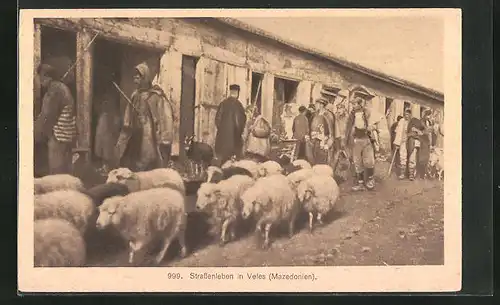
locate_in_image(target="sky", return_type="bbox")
[235,17,444,92]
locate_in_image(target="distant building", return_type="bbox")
[34,17,444,165]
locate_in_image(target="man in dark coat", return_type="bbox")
[418,109,434,178]
[292,106,310,160]
[406,110,427,181]
[214,84,247,165]
[114,62,174,172]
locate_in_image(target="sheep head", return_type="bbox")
[196,183,221,211]
[96,196,124,229]
[297,182,314,203]
[106,168,134,183]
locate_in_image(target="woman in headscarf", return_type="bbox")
[114,62,174,172]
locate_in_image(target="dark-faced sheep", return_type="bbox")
[34,218,86,267]
[205,166,253,184]
[95,187,187,265]
[240,174,300,249]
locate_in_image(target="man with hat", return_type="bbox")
[308,98,331,165]
[34,57,77,175]
[292,105,310,160]
[214,84,247,165]
[343,96,377,191]
[114,62,174,172]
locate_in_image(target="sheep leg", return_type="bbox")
[128,240,145,265]
[262,223,273,249]
[155,226,181,265]
[229,222,237,241]
[177,230,188,258]
[308,212,314,233]
[317,213,324,226]
[288,211,298,238]
[219,218,231,246]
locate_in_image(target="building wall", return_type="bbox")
[36,17,445,161]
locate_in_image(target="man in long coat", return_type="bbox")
[405,109,428,180]
[214,84,247,165]
[418,109,435,178]
[308,98,331,165]
[114,62,174,172]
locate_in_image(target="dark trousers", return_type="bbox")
[47,135,73,175]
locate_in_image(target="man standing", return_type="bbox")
[34,58,77,175]
[114,62,174,172]
[393,109,411,179]
[343,97,376,191]
[324,101,338,164]
[309,98,331,165]
[292,106,310,160]
[417,109,434,179]
[214,84,247,165]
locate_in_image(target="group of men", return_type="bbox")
[34,59,174,177]
[390,108,441,181]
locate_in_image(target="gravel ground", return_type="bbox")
[86,162,444,267]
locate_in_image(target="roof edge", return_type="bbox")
[213,17,444,102]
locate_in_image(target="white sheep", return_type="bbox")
[292,159,312,170]
[34,174,85,195]
[95,187,187,265]
[34,218,86,267]
[258,160,284,178]
[106,167,186,195]
[312,164,334,178]
[297,174,340,233]
[222,159,260,179]
[240,174,300,249]
[286,168,315,189]
[34,189,95,235]
[196,175,255,245]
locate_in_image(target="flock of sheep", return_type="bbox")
[33,158,341,267]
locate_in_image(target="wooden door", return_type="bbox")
[261,73,275,125]
[296,80,312,107]
[411,102,421,119]
[155,50,182,155]
[273,78,286,133]
[225,64,250,108]
[194,57,226,147]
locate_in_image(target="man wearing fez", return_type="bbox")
[343,97,377,191]
[308,98,331,165]
[114,62,174,172]
[34,57,77,175]
[214,84,247,165]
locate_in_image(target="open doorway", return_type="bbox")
[404,101,411,112]
[273,77,299,136]
[385,97,394,116]
[90,37,162,169]
[179,55,199,160]
[251,72,264,115]
[40,25,77,98]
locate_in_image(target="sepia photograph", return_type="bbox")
[19,9,462,292]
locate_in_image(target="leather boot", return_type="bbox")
[351,172,366,191]
[365,168,375,190]
[398,166,406,180]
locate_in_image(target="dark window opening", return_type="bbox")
[273,77,299,135]
[321,86,341,105]
[40,25,77,97]
[250,72,263,115]
[385,97,394,115]
[90,37,162,166]
[404,101,411,111]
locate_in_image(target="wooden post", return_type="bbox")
[75,28,94,165]
[33,23,42,119]
[33,23,41,76]
[261,73,275,125]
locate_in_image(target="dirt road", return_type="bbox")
[86,166,444,267]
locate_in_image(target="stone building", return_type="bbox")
[34,17,444,166]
